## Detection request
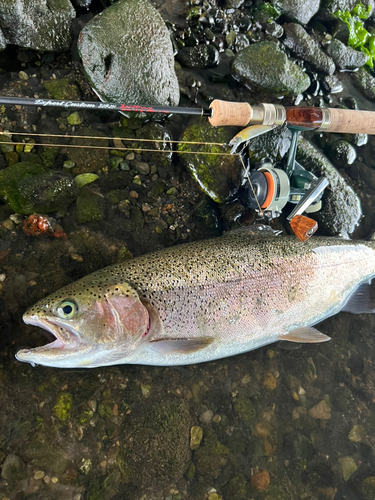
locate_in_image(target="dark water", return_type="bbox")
[1,2,375,500]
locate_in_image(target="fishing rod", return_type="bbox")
[0,95,369,242]
[1,95,375,134]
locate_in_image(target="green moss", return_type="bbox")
[234,396,256,422]
[150,182,165,198]
[223,474,247,500]
[53,392,73,421]
[44,79,81,100]
[5,151,18,166]
[79,408,94,424]
[40,148,57,168]
[184,462,195,480]
[76,190,105,224]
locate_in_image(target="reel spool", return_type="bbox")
[245,160,290,216]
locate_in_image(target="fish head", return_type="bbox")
[16,273,152,368]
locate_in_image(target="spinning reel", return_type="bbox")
[231,126,329,242]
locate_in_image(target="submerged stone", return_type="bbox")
[76,190,105,224]
[0,0,75,52]
[177,44,220,68]
[136,122,173,167]
[44,78,81,101]
[78,0,179,107]
[0,162,79,214]
[53,392,73,422]
[339,456,357,481]
[231,41,310,97]
[178,118,243,203]
[67,127,109,175]
[120,399,191,495]
[297,138,361,237]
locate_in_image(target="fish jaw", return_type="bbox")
[17,314,98,368]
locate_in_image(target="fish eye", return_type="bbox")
[56,300,78,319]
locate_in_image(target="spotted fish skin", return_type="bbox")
[16,229,375,368]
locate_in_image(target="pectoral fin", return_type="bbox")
[149,337,215,354]
[281,327,331,343]
[341,282,375,314]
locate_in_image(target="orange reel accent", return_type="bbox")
[261,171,275,209]
[290,215,318,242]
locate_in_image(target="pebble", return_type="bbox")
[132,176,142,185]
[190,426,203,450]
[142,203,151,212]
[212,414,221,423]
[129,190,139,198]
[70,253,84,262]
[9,214,23,224]
[251,469,270,492]
[43,475,50,484]
[134,161,150,175]
[100,460,107,468]
[18,71,29,80]
[308,399,331,420]
[33,470,45,480]
[348,424,365,442]
[1,219,15,230]
[199,409,213,424]
[125,152,135,161]
[51,477,58,483]
[0,273,6,282]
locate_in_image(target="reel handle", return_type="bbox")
[289,215,318,242]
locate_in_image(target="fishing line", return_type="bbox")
[239,154,263,216]
[0,130,225,148]
[3,140,234,156]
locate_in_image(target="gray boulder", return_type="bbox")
[283,24,335,75]
[0,28,6,51]
[326,38,368,70]
[78,0,179,107]
[271,0,320,24]
[0,0,75,52]
[231,41,310,97]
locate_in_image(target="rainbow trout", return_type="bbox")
[16,228,375,368]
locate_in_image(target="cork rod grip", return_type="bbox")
[325,108,375,134]
[209,100,252,127]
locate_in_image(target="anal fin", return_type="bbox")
[341,282,375,314]
[281,327,331,343]
[149,337,215,355]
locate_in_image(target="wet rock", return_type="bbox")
[362,476,375,499]
[223,473,247,499]
[308,399,331,419]
[352,67,375,101]
[283,23,335,75]
[348,424,366,442]
[178,118,243,203]
[72,0,92,7]
[328,139,357,167]
[44,78,81,101]
[283,432,315,461]
[271,0,320,24]
[67,127,109,175]
[349,161,375,191]
[194,429,229,478]
[16,172,79,214]
[251,469,270,492]
[190,426,204,449]
[136,122,173,167]
[0,0,75,52]
[75,173,99,188]
[297,138,362,236]
[120,399,191,495]
[0,28,6,51]
[24,433,71,475]
[339,456,357,481]
[231,41,310,97]
[76,189,105,224]
[326,38,368,70]
[0,162,78,215]
[192,197,221,238]
[78,0,179,107]
[1,454,26,483]
[247,126,292,164]
[177,44,219,69]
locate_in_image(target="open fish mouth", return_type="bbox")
[16,315,83,365]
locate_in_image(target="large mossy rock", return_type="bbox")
[231,41,310,97]
[78,0,179,107]
[297,138,361,237]
[0,0,75,52]
[120,399,191,496]
[0,162,79,215]
[178,119,243,204]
